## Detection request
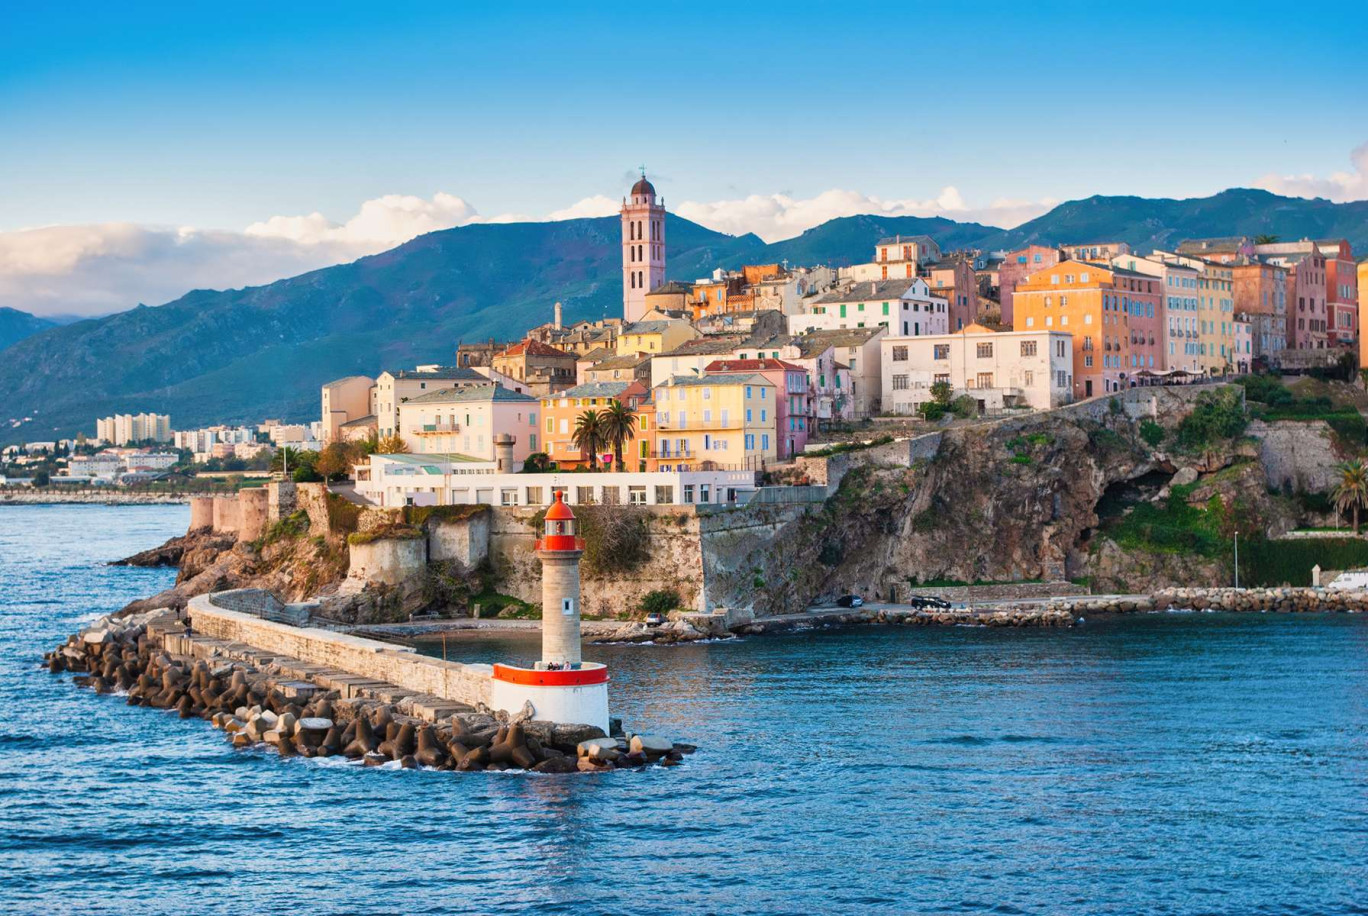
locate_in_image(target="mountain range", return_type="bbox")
[0,307,57,353]
[2,187,1365,444]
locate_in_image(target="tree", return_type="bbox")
[376,434,410,454]
[929,380,953,406]
[599,399,638,471]
[1333,460,1368,534]
[1254,234,1280,245]
[315,441,355,482]
[572,409,606,471]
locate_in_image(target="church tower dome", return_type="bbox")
[621,169,666,322]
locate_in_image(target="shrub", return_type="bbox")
[1176,388,1247,450]
[639,589,680,614]
[1239,537,1368,587]
[917,402,946,421]
[325,492,362,535]
[1139,419,1165,447]
[950,395,978,419]
[260,509,309,545]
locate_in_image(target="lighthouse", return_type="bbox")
[537,491,584,668]
[487,492,609,732]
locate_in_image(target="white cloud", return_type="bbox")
[1254,142,1368,202]
[0,185,1054,320]
[675,187,1053,241]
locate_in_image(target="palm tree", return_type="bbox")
[1333,460,1368,534]
[599,399,638,471]
[572,409,606,471]
[1254,234,1280,245]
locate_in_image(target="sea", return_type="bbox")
[1,503,1366,915]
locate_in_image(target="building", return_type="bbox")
[750,265,837,315]
[1233,315,1253,374]
[1256,241,1328,350]
[320,375,375,444]
[924,258,980,331]
[373,367,488,439]
[650,336,747,388]
[1361,259,1368,368]
[355,451,754,510]
[95,413,171,446]
[1227,258,1288,364]
[848,235,942,281]
[490,340,577,397]
[1115,254,1204,374]
[616,319,699,357]
[395,384,540,461]
[651,373,778,470]
[1315,239,1358,347]
[622,172,666,323]
[792,279,948,338]
[582,352,652,386]
[880,324,1073,414]
[998,245,1061,327]
[539,381,636,470]
[1061,241,1131,262]
[1013,260,1163,398]
[703,358,811,459]
[1177,237,1255,262]
[794,327,885,418]
[642,280,692,315]
[1152,251,1239,375]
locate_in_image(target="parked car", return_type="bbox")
[644,612,666,626]
[836,594,864,608]
[906,595,951,610]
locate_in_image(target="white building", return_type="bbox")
[396,383,540,461]
[844,235,943,281]
[67,455,122,480]
[96,413,171,445]
[880,324,1074,414]
[791,278,948,338]
[356,452,755,509]
[373,367,490,439]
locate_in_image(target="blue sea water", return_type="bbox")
[1,504,1367,915]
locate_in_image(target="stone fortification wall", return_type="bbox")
[238,487,269,542]
[189,496,214,531]
[267,480,296,524]
[187,593,493,706]
[488,507,706,617]
[348,537,426,586]
[796,432,942,489]
[1246,419,1340,494]
[430,512,489,568]
[212,495,241,534]
[296,482,332,538]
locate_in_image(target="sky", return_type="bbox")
[2,1,1366,318]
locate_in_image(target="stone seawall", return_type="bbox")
[1052,587,1368,615]
[0,490,190,505]
[188,593,494,707]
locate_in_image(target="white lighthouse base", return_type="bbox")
[488,662,609,734]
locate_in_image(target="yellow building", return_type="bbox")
[651,373,777,471]
[616,319,699,356]
[1360,260,1368,369]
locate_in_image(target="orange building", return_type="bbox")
[538,381,651,470]
[1013,260,1162,399]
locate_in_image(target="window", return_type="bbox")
[500,488,519,506]
[628,486,647,505]
[683,484,695,503]
[655,486,674,505]
[1025,317,1035,327]
[976,343,993,358]
[526,487,544,505]
[892,345,908,361]
[1023,370,1034,387]
[1020,340,1037,357]
[933,344,950,360]
[892,374,909,390]
[976,372,994,388]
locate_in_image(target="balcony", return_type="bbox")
[410,423,461,436]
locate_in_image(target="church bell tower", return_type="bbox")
[621,169,665,323]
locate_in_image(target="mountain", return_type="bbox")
[986,188,1368,253]
[0,215,763,442]
[0,307,57,352]
[3,188,1366,444]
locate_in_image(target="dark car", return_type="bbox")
[907,595,951,610]
[836,594,864,608]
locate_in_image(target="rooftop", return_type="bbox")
[875,233,938,248]
[622,320,685,335]
[812,279,924,305]
[322,375,373,389]
[382,366,486,382]
[704,358,803,373]
[404,384,537,405]
[499,339,573,359]
[550,381,633,400]
[657,373,774,389]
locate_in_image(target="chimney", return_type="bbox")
[554,301,563,330]
[870,281,876,296]
[495,433,517,473]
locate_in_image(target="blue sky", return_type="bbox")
[1,1,1366,316]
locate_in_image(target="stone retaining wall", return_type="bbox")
[187,593,493,706]
[1052,586,1368,615]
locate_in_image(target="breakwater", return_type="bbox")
[46,604,691,774]
[0,490,191,505]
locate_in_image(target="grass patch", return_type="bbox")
[803,435,895,459]
[1104,486,1229,557]
[346,525,424,546]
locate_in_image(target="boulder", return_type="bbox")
[629,735,673,757]
[577,737,620,760]
[531,756,578,774]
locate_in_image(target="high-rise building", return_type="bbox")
[621,171,665,323]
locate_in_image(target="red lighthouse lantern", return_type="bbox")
[537,491,584,552]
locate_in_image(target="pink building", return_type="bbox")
[704,358,811,459]
[1317,239,1358,347]
[998,245,1061,327]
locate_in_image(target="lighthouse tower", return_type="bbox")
[537,491,584,667]
[487,492,610,732]
[621,170,665,323]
